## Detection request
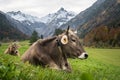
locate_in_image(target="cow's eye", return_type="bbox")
[71,39,76,42]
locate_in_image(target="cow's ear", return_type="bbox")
[61,35,68,44]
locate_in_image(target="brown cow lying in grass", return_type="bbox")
[21,26,88,72]
[4,42,20,56]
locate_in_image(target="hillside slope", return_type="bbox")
[60,0,120,38]
[78,0,120,38]
[0,11,28,40]
[7,11,47,36]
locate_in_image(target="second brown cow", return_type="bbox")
[4,42,20,56]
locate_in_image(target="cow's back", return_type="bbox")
[21,41,39,63]
[21,40,54,66]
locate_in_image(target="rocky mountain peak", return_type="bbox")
[40,7,76,26]
[57,7,67,13]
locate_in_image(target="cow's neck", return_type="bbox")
[38,36,66,56]
[56,37,67,61]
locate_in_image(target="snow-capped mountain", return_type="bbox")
[7,11,48,37]
[40,7,76,28]
[39,7,76,36]
[7,11,41,23]
[6,8,76,37]
[0,11,28,40]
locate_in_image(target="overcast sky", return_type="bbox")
[0,0,97,17]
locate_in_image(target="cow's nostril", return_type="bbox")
[85,54,88,59]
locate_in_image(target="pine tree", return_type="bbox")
[29,31,39,44]
[54,28,64,36]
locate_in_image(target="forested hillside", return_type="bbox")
[84,26,120,47]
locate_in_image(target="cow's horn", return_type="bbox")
[66,25,70,34]
[67,25,70,31]
[61,35,68,45]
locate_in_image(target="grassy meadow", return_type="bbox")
[0,41,120,80]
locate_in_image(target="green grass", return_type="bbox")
[0,41,120,80]
[86,48,120,67]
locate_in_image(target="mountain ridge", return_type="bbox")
[0,11,28,40]
[7,11,48,36]
[40,7,76,27]
[6,8,76,37]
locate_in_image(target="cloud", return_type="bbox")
[0,0,97,17]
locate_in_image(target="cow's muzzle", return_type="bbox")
[78,52,88,59]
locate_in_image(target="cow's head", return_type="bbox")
[6,43,20,56]
[58,26,88,59]
[11,43,18,53]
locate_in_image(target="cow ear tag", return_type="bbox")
[61,35,68,44]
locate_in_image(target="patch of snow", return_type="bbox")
[7,11,41,23]
[39,7,76,26]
